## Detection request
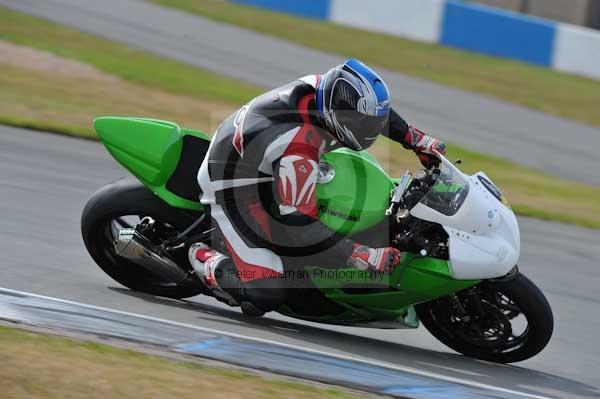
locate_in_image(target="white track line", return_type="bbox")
[0,287,554,399]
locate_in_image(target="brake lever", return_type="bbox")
[386,171,412,216]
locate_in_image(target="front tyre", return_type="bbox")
[81,179,206,299]
[415,271,553,363]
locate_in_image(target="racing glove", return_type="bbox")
[348,244,402,273]
[405,125,446,169]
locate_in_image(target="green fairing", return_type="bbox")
[280,255,478,324]
[316,148,395,235]
[94,117,480,326]
[94,117,208,211]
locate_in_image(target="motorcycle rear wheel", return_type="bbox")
[81,179,207,299]
[415,271,553,363]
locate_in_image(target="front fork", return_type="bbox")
[449,265,519,321]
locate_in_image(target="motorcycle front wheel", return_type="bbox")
[415,271,553,363]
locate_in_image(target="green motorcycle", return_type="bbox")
[81,117,553,363]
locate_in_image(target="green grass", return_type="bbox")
[0,115,92,138]
[0,6,261,104]
[0,60,235,140]
[447,144,600,228]
[0,325,365,399]
[0,5,599,228]
[150,0,600,128]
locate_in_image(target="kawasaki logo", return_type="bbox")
[318,205,360,222]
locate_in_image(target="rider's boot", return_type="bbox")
[188,243,238,306]
[188,243,267,317]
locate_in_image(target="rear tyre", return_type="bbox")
[416,271,553,363]
[81,179,206,299]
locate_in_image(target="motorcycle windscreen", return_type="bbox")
[411,156,514,235]
[410,156,520,280]
[418,163,470,217]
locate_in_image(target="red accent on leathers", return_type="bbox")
[224,238,283,283]
[276,94,323,218]
[277,154,319,218]
[232,103,251,157]
[247,201,272,240]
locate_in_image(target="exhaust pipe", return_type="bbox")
[114,228,189,284]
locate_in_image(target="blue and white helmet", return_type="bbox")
[316,59,390,151]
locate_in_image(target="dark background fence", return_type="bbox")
[474,0,600,29]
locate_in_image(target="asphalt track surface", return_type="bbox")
[0,290,546,399]
[1,125,599,398]
[2,0,600,186]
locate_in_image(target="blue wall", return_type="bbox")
[440,1,557,67]
[231,0,330,20]
[226,0,600,80]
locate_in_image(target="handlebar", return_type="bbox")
[387,168,441,221]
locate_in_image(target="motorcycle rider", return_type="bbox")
[189,59,446,316]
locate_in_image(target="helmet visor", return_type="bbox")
[333,109,388,151]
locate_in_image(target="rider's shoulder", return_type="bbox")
[297,75,320,90]
[247,78,315,117]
